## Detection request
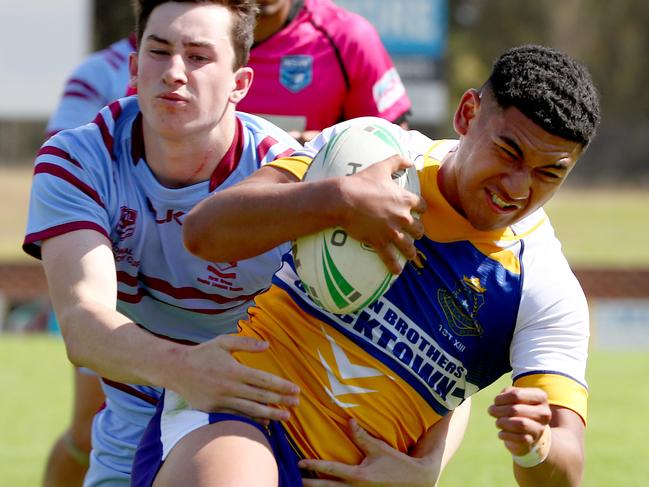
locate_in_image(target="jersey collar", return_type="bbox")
[208,116,244,192]
[130,111,244,191]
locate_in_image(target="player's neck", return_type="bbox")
[438,149,462,215]
[254,0,295,43]
[141,118,235,188]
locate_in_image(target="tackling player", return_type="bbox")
[26,2,300,485]
[136,44,600,487]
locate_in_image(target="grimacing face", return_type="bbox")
[129,2,251,139]
[440,89,583,232]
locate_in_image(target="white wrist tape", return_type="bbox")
[512,425,552,468]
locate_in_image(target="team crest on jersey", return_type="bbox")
[280,55,313,92]
[437,276,486,337]
[117,206,138,240]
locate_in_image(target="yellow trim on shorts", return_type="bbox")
[514,373,588,424]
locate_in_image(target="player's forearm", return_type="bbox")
[513,426,584,487]
[59,301,186,388]
[184,177,344,262]
[410,399,471,485]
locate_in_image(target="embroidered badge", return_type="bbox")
[280,55,313,93]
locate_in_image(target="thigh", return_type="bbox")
[154,420,278,487]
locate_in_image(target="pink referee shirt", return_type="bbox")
[239,0,411,132]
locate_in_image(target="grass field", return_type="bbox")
[1,336,649,486]
[544,188,649,268]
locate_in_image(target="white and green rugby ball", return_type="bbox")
[292,123,420,315]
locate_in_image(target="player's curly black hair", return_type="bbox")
[483,44,600,146]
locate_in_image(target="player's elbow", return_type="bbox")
[57,314,85,367]
[182,212,223,261]
[182,214,205,258]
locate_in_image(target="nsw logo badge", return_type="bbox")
[280,55,313,93]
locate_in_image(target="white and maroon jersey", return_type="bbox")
[26,97,300,482]
[238,0,411,132]
[46,35,136,136]
[26,96,300,344]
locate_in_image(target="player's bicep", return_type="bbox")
[235,164,301,187]
[41,229,117,317]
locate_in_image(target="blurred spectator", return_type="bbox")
[242,0,411,142]
[45,35,137,137]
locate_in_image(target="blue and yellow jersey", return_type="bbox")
[234,118,590,465]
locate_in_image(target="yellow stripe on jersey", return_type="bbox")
[513,373,588,424]
[235,285,443,464]
[418,157,523,275]
[423,139,455,159]
[267,156,311,180]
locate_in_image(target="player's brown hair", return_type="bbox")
[132,0,258,68]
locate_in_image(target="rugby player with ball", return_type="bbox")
[136,44,600,487]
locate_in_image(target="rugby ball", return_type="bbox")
[292,123,420,314]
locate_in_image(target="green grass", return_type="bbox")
[2,336,648,486]
[544,188,649,268]
[440,350,649,486]
[0,335,71,487]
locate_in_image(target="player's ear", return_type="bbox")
[230,67,253,104]
[453,89,481,136]
[128,52,139,88]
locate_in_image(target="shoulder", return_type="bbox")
[513,210,566,261]
[67,50,115,81]
[237,111,297,140]
[111,36,137,56]
[305,0,381,44]
[50,97,139,168]
[515,210,587,314]
[62,38,133,101]
[236,112,303,156]
[73,37,131,77]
